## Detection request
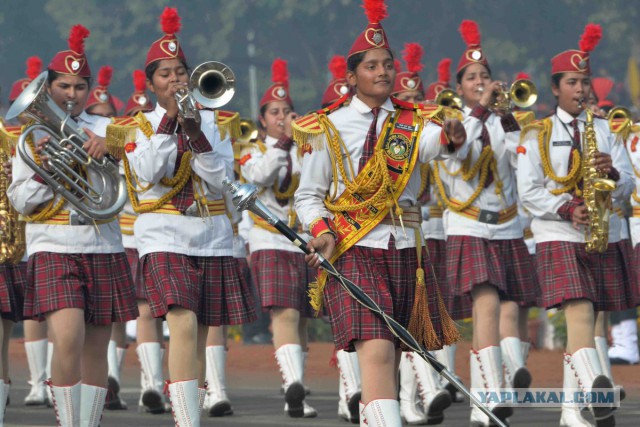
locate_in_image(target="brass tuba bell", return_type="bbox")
[435,89,463,110]
[5,72,127,220]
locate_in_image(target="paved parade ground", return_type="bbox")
[3,340,639,426]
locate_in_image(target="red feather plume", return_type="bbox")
[328,55,347,80]
[515,72,531,81]
[97,66,113,87]
[68,24,90,54]
[362,0,387,24]
[459,20,481,47]
[133,70,147,92]
[402,43,424,73]
[579,23,602,53]
[394,59,402,73]
[26,56,42,80]
[437,58,451,83]
[160,7,181,35]
[272,58,289,85]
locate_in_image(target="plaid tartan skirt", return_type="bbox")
[25,252,138,325]
[124,248,145,300]
[251,249,315,318]
[141,252,256,326]
[598,241,635,311]
[536,241,633,311]
[427,239,471,320]
[446,236,537,306]
[324,237,446,352]
[0,262,26,322]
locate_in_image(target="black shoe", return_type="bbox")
[609,357,634,365]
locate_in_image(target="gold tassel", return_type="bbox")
[434,282,461,346]
[406,267,441,351]
[307,270,328,315]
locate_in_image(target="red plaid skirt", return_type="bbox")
[25,252,138,325]
[536,241,633,310]
[427,239,471,320]
[324,237,446,352]
[251,249,315,318]
[598,242,635,311]
[446,236,537,306]
[124,248,145,300]
[0,262,26,322]
[141,252,256,326]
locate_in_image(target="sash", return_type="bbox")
[309,108,421,311]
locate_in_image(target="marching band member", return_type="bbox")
[114,69,169,415]
[517,23,634,427]
[435,19,537,426]
[122,7,254,425]
[7,56,52,409]
[240,57,318,418]
[84,65,129,411]
[392,43,453,426]
[7,25,138,426]
[319,54,364,424]
[296,1,465,425]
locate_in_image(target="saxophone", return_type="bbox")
[582,108,616,253]
[0,120,26,264]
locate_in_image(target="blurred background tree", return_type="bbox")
[1,0,640,117]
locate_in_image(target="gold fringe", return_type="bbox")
[217,110,241,140]
[105,124,137,161]
[406,267,441,350]
[307,271,328,315]
[292,126,326,152]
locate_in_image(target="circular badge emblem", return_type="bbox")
[471,50,482,61]
[138,95,147,106]
[99,93,109,102]
[407,79,416,89]
[339,85,349,95]
[71,60,80,71]
[168,42,177,52]
[579,59,587,69]
[276,87,286,98]
[383,133,410,161]
[372,32,383,44]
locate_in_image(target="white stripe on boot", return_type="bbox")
[80,384,107,427]
[501,337,531,389]
[274,344,305,418]
[49,381,81,427]
[407,352,452,424]
[105,341,127,410]
[362,399,402,427]
[570,347,615,424]
[46,342,54,407]
[521,340,531,365]
[336,349,361,423]
[167,379,201,427]
[136,342,165,414]
[359,401,366,427]
[24,339,48,406]
[0,380,7,425]
[560,353,593,427]
[399,352,426,425]
[203,346,232,417]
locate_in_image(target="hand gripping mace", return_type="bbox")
[223,178,506,427]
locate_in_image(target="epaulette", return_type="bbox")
[106,112,153,160]
[512,111,535,128]
[0,120,21,154]
[216,110,241,140]
[519,118,548,145]
[292,95,349,155]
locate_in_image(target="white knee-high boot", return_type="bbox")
[469,347,512,427]
[46,341,54,407]
[559,353,593,427]
[136,342,165,414]
[79,384,107,427]
[337,349,361,423]
[595,336,625,401]
[434,344,463,402]
[167,379,201,427]
[398,352,426,425]
[362,399,402,427]
[203,345,232,417]
[407,352,452,424]
[275,344,316,418]
[49,381,81,427]
[501,337,532,389]
[24,339,48,406]
[570,347,615,425]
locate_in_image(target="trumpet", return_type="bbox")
[175,61,236,123]
[435,89,463,110]
[5,72,127,220]
[484,79,537,112]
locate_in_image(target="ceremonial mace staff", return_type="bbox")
[223,178,507,427]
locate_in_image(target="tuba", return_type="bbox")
[582,108,616,253]
[176,61,235,123]
[5,71,127,220]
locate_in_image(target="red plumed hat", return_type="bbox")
[424,58,452,101]
[591,77,615,108]
[85,66,117,111]
[393,43,425,95]
[9,56,42,102]
[551,23,602,75]
[321,55,350,106]
[348,0,390,58]
[125,70,153,115]
[515,72,531,81]
[456,20,488,74]
[145,7,187,68]
[48,24,91,77]
[260,58,293,108]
